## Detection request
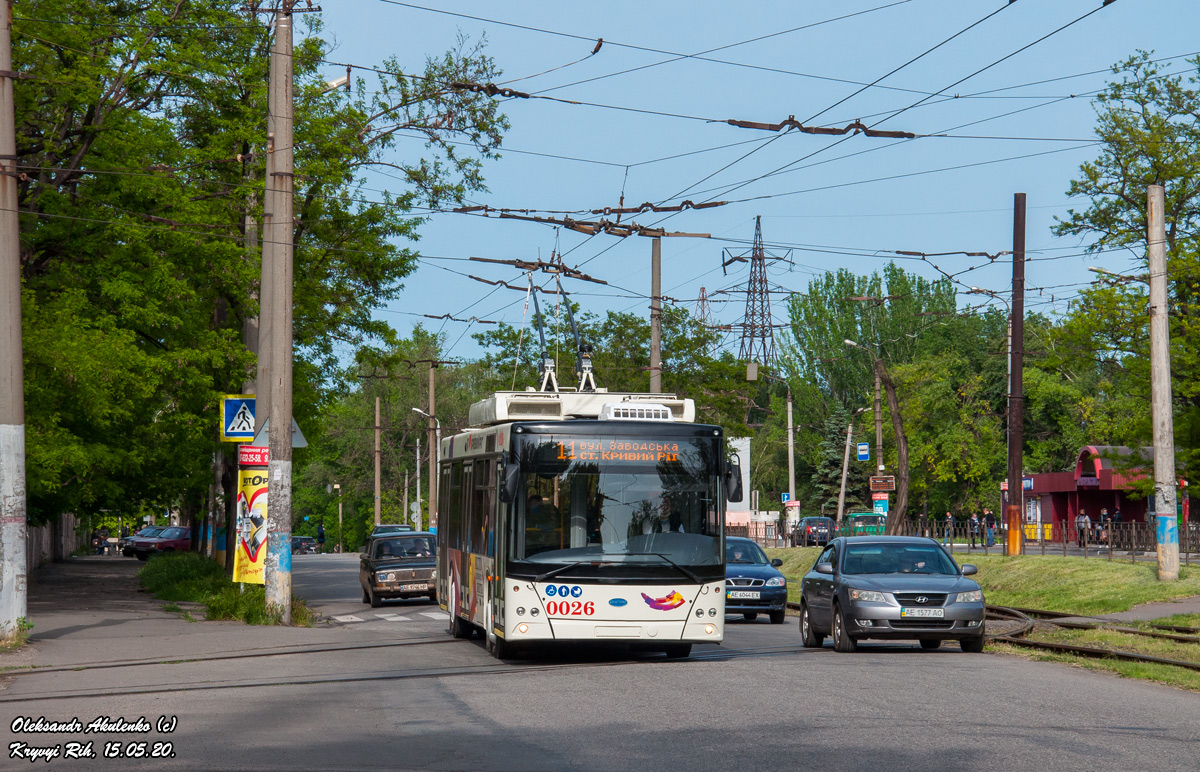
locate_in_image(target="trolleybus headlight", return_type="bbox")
[530,607,540,617]
[516,607,525,616]
[704,624,716,635]
[708,608,717,617]
[695,608,704,617]
[518,623,529,634]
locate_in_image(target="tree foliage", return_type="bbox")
[14,1,507,524]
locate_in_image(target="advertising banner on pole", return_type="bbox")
[233,469,269,584]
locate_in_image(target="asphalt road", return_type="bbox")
[5,554,1198,771]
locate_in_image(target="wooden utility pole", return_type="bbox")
[1148,184,1179,581]
[427,363,437,529]
[0,0,27,643]
[650,238,662,393]
[1006,193,1026,557]
[264,2,297,621]
[374,395,381,526]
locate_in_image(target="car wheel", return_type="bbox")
[136,554,148,561]
[920,638,942,650]
[832,604,858,653]
[743,612,758,621]
[663,644,692,659]
[800,603,824,648]
[368,587,382,608]
[960,635,985,653]
[361,585,370,604]
[769,610,786,625]
[428,591,438,604]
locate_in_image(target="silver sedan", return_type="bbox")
[799,536,986,652]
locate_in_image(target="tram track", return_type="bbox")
[0,643,808,704]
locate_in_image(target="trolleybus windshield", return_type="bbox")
[508,433,723,580]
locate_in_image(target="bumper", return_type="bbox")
[724,587,788,614]
[843,601,985,640]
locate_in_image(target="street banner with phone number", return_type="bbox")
[234,469,269,584]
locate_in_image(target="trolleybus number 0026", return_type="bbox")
[545,600,595,616]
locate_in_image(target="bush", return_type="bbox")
[137,552,313,626]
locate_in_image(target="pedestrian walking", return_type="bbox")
[984,510,996,547]
[943,511,953,547]
[969,513,981,548]
[316,522,326,553]
[1075,509,1090,548]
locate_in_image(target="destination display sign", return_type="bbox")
[869,475,896,492]
[551,438,681,464]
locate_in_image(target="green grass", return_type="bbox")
[766,547,1200,616]
[138,552,314,627]
[0,617,33,652]
[990,626,1200,692]
[1147,613,1200,629]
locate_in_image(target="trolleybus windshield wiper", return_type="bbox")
[624,553,701,583]
[533,561,605,583]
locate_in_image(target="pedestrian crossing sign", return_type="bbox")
[221,395,256,442]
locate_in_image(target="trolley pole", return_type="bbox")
[1148,184,1179,581]
[1006,193,1026,557]
[0,0,28,644]
[649,237,662,393]
[264,2,296,622]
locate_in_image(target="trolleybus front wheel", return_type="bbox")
[663,644,692,659]
[449,613,471,639]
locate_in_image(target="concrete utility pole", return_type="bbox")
[427,363,437,529]
[1006,193,1026,558]
[786,388,795,504]
[374,395,381,526]
[264,3,296,622]
[836,417,856,526]
[333,483,342,553]
[415,436,421,527]
[0,0,27,643]
[649,237,662,393]
[1147,184,1179,581]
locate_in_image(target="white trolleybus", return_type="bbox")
[436,385,743,659]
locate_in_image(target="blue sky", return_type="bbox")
[313,0,1200,361]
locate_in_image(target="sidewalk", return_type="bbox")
[1,556,400,671]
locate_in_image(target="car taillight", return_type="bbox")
[807,527,812,533]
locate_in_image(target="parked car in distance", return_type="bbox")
[798,536,985,653]
[122,526,164,557]
[369,524,415,538]
[791,516,834,547]
[292,536,319,554]
[848,513,887,535]
[725,537,788,624]
[360,532,437,608]
[131,526,192,561]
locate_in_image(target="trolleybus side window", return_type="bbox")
[472,459,496,557]
[445,461,464,549]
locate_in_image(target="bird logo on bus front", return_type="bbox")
[641,591,685,611]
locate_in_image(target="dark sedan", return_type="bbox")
[725,537,788,624]
[360,532,437,608]
[791,516,834,547]
[121,526,164,557]
[798,536,985,652]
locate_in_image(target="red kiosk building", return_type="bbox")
[1020,446,1190,534]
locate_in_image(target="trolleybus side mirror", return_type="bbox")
[725,459,743,503]
[499,461,521,504]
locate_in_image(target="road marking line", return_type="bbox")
[375,614,408,622]
[332,615,364,623]
[420,612,447,620]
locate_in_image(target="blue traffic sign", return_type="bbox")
[781,492,791,503]
[857,442,869,461]
[221,395,256,442]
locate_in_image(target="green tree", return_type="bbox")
[1051,51,1200,483]
[14,1,508,528]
